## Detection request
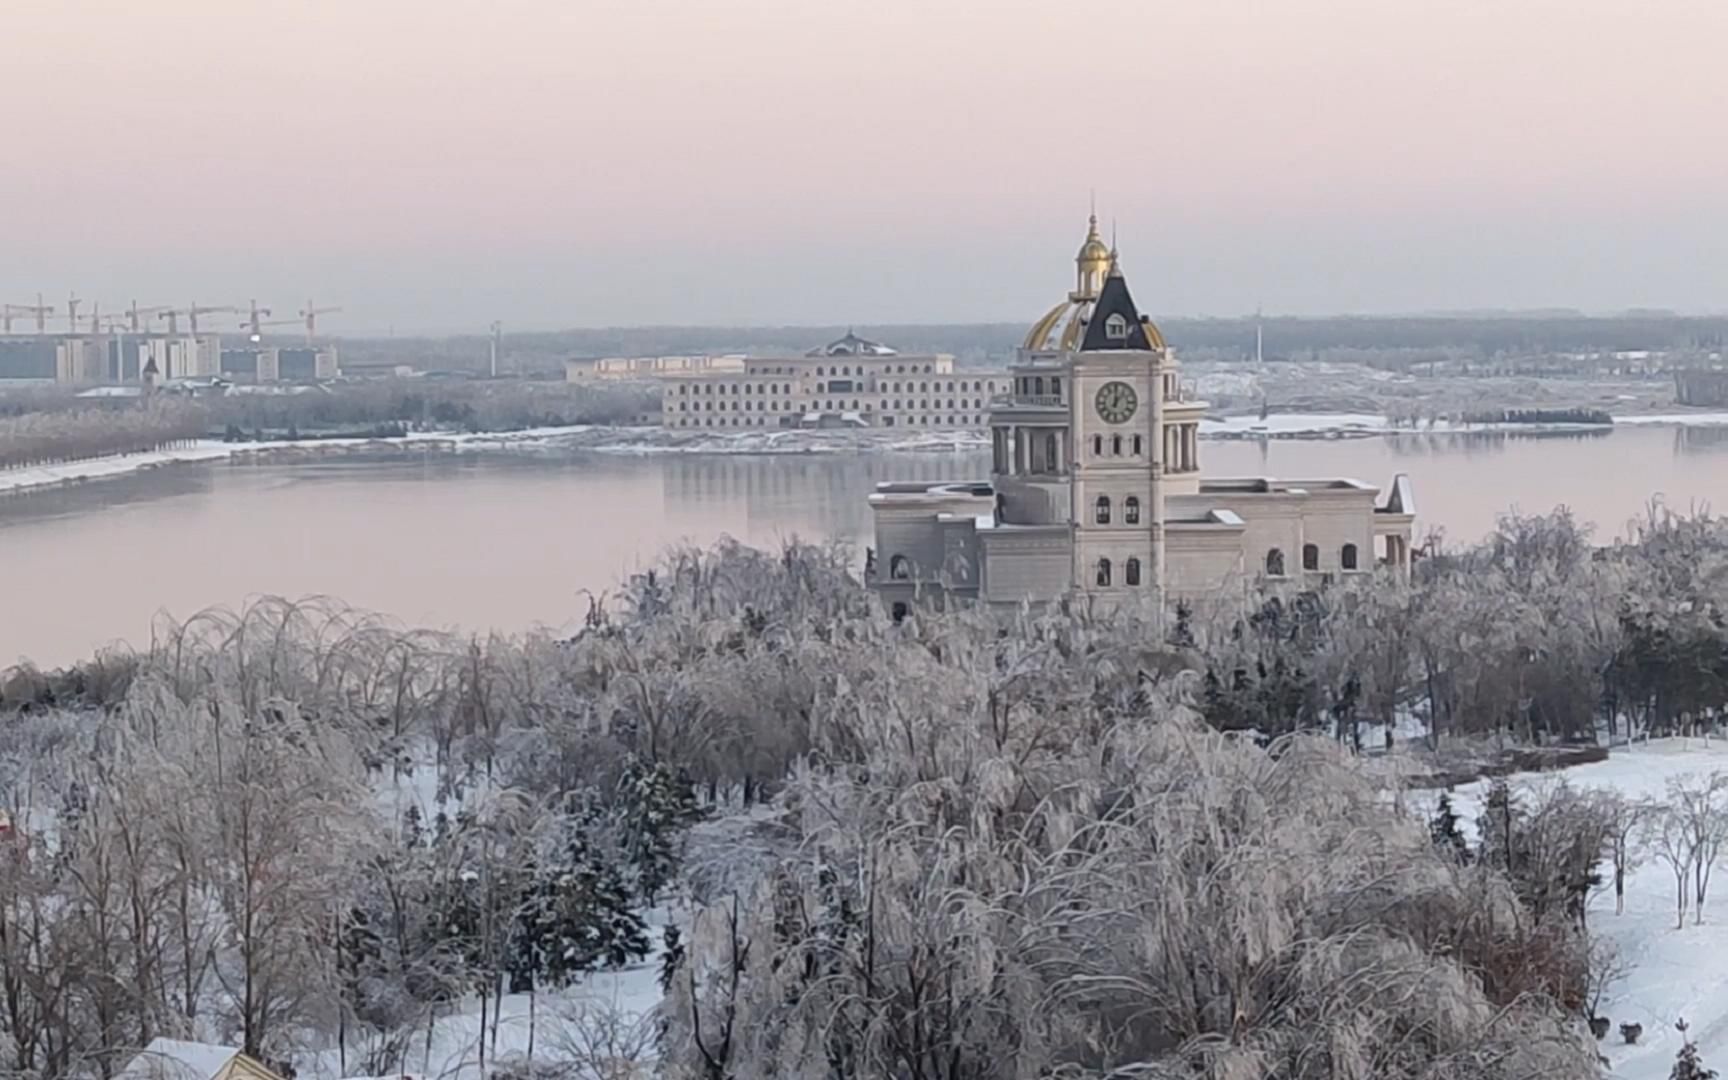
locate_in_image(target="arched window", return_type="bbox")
[1266,548,1286,577]
[1096,557,1112,586]
[1033,376,1044,395]
[1342,543,1359,570]
[1093,434,1103,455]
[816,367,825,376]
[889,555,911,581]
[1125,496,1140,525]
[1132,434,1143,455]
[1095,495,1111,524]
[1044,431,1058,471]
[1126,557,1142,586]
[1105,313,1129,339]
[1302,543,1320,571]
[1112,434,1123,455]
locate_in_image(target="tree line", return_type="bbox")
[0,403,206,471]
[4,511,1728,1076]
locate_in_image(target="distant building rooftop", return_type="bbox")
[808,330,896,357]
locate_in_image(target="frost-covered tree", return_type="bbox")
[666,714,1601,1079]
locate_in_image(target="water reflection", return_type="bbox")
[1381,427,1613,459]
[1676,426,1728,455]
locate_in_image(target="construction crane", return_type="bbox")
[188,302,240,335]
[298,300,341,343]
[242,316,301,344]
[2,295,55,333]
[121,301,172,334]
[241,299,274,341]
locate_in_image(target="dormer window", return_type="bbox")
[1104,313,1129,340]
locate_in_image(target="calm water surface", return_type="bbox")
[3,425,1726,668]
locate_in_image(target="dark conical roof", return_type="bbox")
[1079,266,1154,352]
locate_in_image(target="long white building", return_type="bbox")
[867,216,1416,615]
[565,335,1009,430]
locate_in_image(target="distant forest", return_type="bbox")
[338,313,1728,373]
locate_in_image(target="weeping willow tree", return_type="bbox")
[666,704,1600,1079]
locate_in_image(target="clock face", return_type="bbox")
[1095,381,1138,424]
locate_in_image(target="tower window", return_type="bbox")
[1112,435,1122,456]
[1093,434,1103,456]
[1302,544,1320,572]
[1096,558,1112,587]
[1126,557,1142,586]
[1125,496,1140,525]
[1095,495,1111,525]
[1105,313,1128,339]
[1132,434,1143,455]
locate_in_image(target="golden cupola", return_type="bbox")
[1074,214,1112,299]
[1023,215,1168,354]
[1023,214,1113,353]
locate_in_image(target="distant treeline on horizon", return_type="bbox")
[335,313,1728,372]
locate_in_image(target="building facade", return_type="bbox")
[0,332,337,385]
[566,337,1009,430]
[868,217,1416,615]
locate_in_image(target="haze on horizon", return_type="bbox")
[2,0,1725,335]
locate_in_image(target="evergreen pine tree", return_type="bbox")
[1673,1019,1717,1080]
[658,923,684,996]
[1429,792,1472,863]
[1479,779,1521,875]
[536,820,650,987]
[618,757,704,904]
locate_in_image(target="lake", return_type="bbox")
[3,423,1726,668]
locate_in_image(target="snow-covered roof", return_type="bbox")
[807,330,896,357]
[118,1039,240,1080]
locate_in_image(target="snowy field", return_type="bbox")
[1438,738,1728,1079]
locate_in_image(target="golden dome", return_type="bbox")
[1022,217,1169,353]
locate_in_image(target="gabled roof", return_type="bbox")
[117,1039,285,1080]
[1078,265,1155,352]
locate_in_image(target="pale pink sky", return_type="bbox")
[3,0,1725,332]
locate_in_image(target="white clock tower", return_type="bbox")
[1068,258,1166,599]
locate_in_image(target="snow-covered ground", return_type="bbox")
[303,942,665,1080]
[1438,738,1728,1079]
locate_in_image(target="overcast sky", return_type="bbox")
[3,0,1725,334]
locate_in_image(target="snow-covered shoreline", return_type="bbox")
[0,426,589,499]
[5,410,1728,501]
